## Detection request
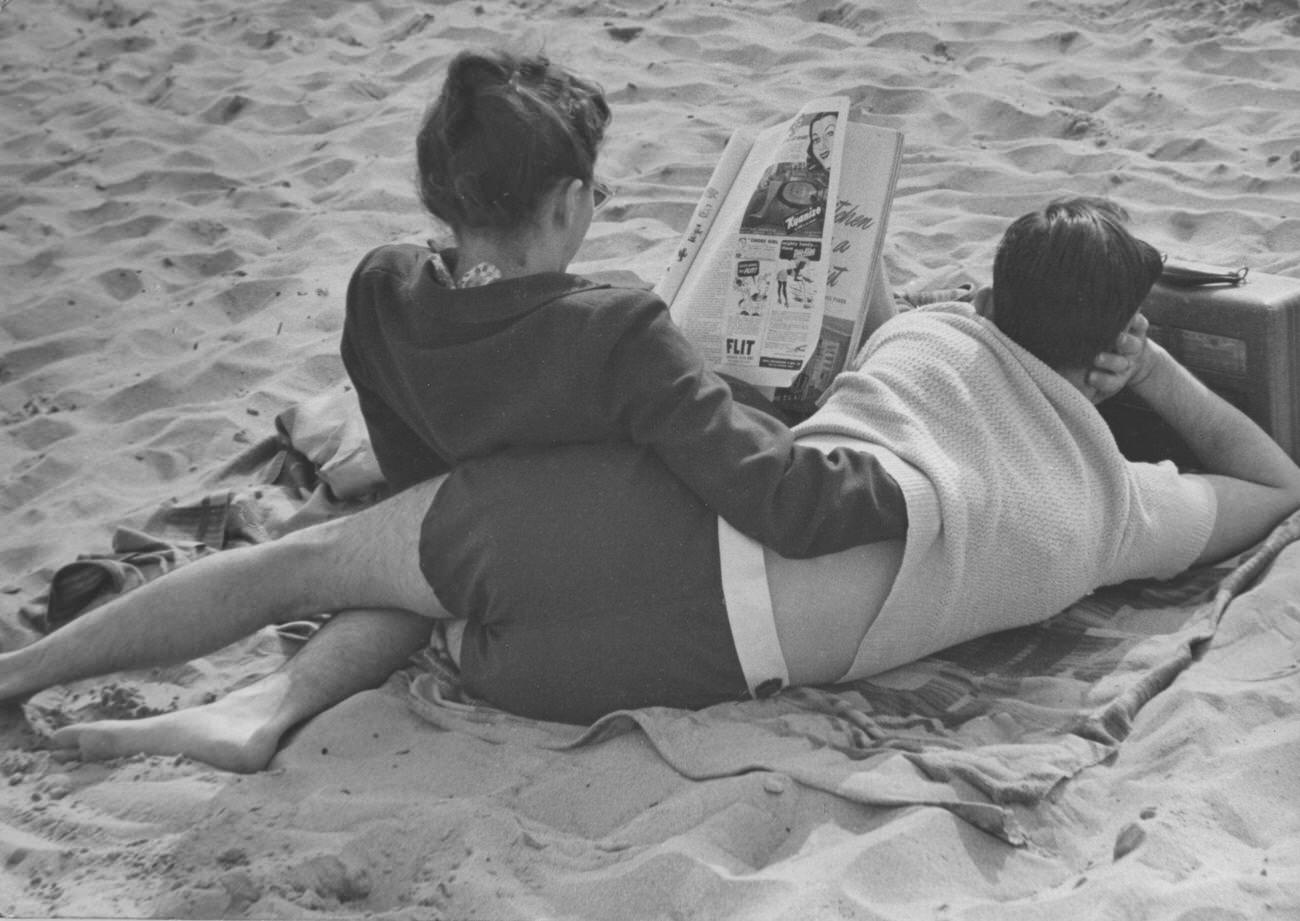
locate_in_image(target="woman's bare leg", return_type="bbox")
[0,477,448,701]
[49,607,434,773]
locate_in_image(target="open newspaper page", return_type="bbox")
[773,121,904,418]
[661,98,850,389]
[655,129,756,308]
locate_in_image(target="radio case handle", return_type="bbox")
[1159,257,1249,288]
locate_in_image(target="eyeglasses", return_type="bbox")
[591,177,614,212]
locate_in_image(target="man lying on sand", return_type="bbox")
[2,194,1298,773]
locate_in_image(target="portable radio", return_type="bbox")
[1101,262,1300,467]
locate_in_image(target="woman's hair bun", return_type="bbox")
[416,49,611,232]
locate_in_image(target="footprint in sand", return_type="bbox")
[95,267,146,301]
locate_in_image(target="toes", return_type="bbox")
[47,724,85,751]
[49,723,121,760]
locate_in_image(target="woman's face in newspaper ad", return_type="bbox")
[809,114,835,169]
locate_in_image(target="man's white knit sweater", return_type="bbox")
[793,302,1216,680]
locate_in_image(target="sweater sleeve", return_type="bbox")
[599,295,908,558]
[340,257,451,493]
[1110,461,1217,582]
[347,371,451,493]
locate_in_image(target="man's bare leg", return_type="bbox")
[48,607,434,773]
[862,254,898,340]
[0,478,449,702]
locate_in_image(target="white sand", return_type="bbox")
[2,0,1300,917]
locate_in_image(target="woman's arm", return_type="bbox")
[599,295,907,558]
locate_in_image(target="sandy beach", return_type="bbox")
[2,0,1300,917]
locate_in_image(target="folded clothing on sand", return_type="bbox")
[18,390,380,637]
[23,494,265,634]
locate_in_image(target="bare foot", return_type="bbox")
[49,674,296,774]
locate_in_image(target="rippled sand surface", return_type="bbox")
[2,1,1299,917]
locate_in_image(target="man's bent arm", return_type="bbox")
[1129,341,1300,564]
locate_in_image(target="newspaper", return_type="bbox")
[657,98,904,415]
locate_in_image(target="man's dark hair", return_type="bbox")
[991,197,1163,368]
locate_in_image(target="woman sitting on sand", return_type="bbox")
[4,53,1296,771]
[340,48,912,561]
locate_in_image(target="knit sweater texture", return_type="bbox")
[795,302,1215,679]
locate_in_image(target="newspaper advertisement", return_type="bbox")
[772,121,902,415]
[659,98,850,389]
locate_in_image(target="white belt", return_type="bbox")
[717,518,789,699]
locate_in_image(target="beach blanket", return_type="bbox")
[15,393,1300,850]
